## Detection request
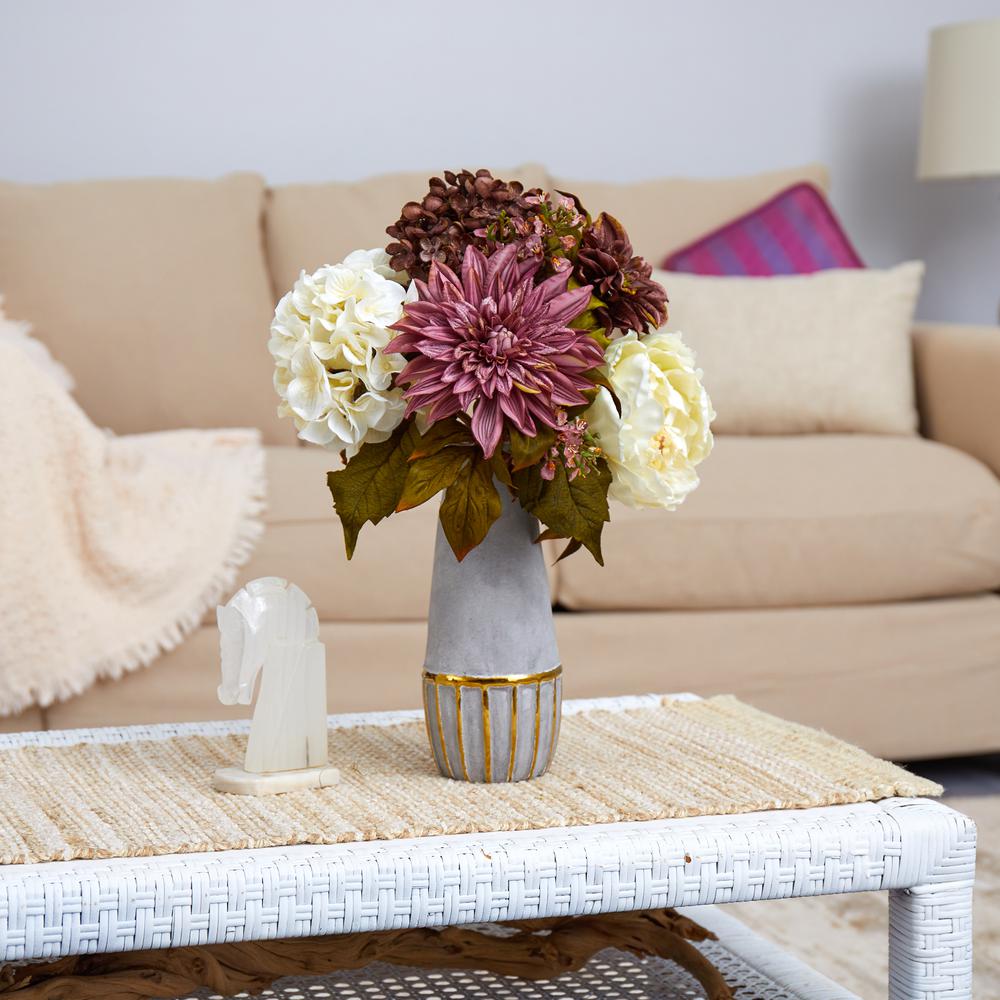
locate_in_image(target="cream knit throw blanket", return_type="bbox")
[0,342,265,714]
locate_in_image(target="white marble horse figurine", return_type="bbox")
[212,577,339,795]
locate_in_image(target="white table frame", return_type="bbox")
[0,698,976,999]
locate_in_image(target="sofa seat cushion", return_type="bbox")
[44,621,430,729]
[554,596,1000,760]
[557,435,1000,610]
[0,174,291,444]
[236,447,438,621]
[41,596,1000,761]
[242,446,560,621]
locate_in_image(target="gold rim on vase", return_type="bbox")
[421,666,562,783]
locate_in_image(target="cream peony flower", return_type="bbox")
[269,249,410,457]
[587,330,714,509]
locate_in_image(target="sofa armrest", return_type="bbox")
[913,321,1000,478]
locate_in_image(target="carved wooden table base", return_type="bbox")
[0,908,733,1000]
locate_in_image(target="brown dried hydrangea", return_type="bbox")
[385,169,544,281]
[574,213,668,335]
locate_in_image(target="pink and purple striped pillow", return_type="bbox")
[661,182,863,276]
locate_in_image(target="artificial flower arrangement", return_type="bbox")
[269,169,714,564]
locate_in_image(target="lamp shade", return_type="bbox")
[918,17,1000,180]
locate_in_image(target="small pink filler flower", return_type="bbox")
[386,244,603,457]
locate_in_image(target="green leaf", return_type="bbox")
[508,426,556,471]
[513,459,612,565]
[408,416,474,458]
[568,293,611,343]
[397,447,471,513]
[585,326,613,349]
[586,367,615,394]
[327,421,420,559]
[439,455,502,561]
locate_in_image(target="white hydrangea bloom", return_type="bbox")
[587,331,714,510]
[269,249,411,457]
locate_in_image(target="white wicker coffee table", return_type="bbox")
[0,698,976,999]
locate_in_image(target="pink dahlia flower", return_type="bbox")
[386,244,602,457]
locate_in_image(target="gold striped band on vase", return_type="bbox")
[422,666,562,687]
[421,666,562,783]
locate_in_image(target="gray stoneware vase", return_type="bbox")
[422,487,562,783]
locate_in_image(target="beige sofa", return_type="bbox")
[1,164,999,760]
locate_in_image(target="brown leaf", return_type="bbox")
[397,448,471,512]
[439,456,502,560]
[408,416,474,459]
[533,528,583,564]
[513,460,611,565]
[327,422,420,559]
[491,450,514,487]
[509,426,555,471]
[555,538,584,562]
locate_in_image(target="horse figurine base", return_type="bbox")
[213,764,340,796]
[213,577,340,796]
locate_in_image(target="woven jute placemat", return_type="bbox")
[0,696,940,865]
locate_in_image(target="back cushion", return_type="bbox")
[657,262,924,435]
[0,174,292,443]
[265,164,551,297]
[550,164,830,265]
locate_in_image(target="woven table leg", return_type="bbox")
[888,881,974,1000]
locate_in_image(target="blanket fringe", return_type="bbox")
[1,444,267,717]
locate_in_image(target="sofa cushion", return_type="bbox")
[265,164,551,297]
[0,707,44,733]
[241,447,438,621]
[657,263,923,435]
[42,596,1000,761]
[0,174,292,444]
[553,595,1000,760]
[549,163,829,265]
[43,621,429,729]
[242,447,557,622]
[557,435,1000,610]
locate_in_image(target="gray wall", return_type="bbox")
[1,0,998,322]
